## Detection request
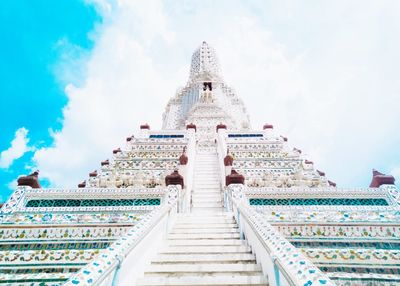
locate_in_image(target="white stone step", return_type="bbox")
[195,166,219,168]
[194,176,219,178]
[191,201,222,205]
[159,245,250,254]
[194,185,220,187]
[176,213,233,217]
[192,197,221,200]
[137,275,268,286]
[176,213,233,218]
[171,228,238,234]
[192,201,222,206]
[195,167,218,168]
[176,215,233,221]
[192,195,221,199]
[191,208,224,213]
[167,239,243,246]
[192,193,221,197]
[194,185,220,188]
[175,219,236,225]
[173,223,237,229]
[192,194,221,198]
[168,232,239,240]
[192,203,222,208]
[144,263,262,274]
[193,190,221,198]
[152,253,256,264]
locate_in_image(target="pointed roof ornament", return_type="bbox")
[189,41,221,82]
[224,149,234,166]
[78,181,86,188]
[369,169,395,187]
[17,171,41,189]
[179,147,188,165]
[165,169,184,188]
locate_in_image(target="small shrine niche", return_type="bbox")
[203,82,212,91]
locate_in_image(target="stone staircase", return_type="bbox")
[192,149,223,213]
[137,148,267,285]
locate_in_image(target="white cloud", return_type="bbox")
[33,0,400,188]
[0,128,31,169]
[390,167,400,184]
[7,179,18,190]
[33,0,181,187]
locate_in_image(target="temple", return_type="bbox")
[0,41,398,286]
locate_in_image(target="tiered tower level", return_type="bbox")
[1,42,398,286]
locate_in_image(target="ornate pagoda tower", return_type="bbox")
[0,42,398,286]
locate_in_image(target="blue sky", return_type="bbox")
[0,0,399,202]
[0,0,101,200]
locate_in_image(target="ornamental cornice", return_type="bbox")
[275,224,400,240]
[256,209,400,223]
[0,225,132,241]
[0,248,100,265]
[301,247,400,264]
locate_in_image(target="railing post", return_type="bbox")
[165,209,171,237]
[272,256,281,286]
[111,255,123,286]
[237,208,244,240]
[224,190,228,211]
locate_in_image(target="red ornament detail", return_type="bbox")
[17,171,41,189]
[369,169,395,187]
[293,148,302,154]
[78,181,86,188]
[186,123,197,132]
[165,170,184,188]
[224,154,233,166]
[113,148,121,154]
[226,169,245,186]
[216,124,227,132]
[328,180,336,187]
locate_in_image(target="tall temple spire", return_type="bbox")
[162,41,250,130]
[1,39,398,286]
[189,41,221,83]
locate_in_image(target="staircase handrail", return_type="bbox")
[216,129,228,188]
[226,184,335,286]
[64,185,180,286]
[183,128,196,212]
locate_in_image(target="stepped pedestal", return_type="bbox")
[137,147,267,286]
